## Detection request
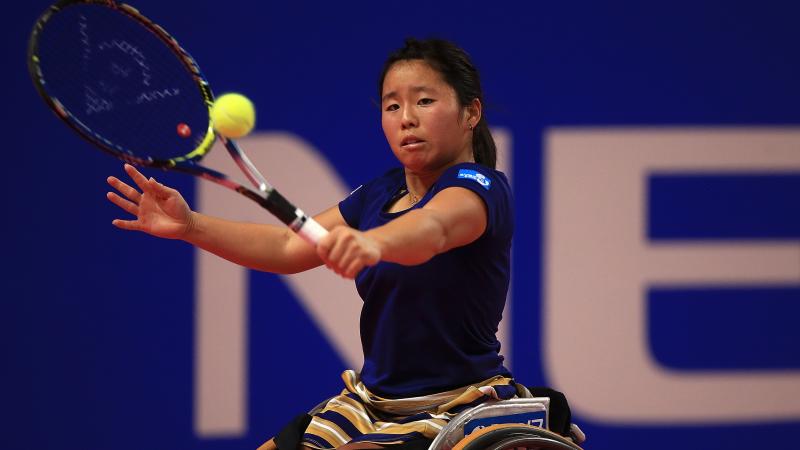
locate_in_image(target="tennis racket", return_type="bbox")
[28,0,328,245]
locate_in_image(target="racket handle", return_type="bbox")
[262,189,328,245]
[295,216,328,245]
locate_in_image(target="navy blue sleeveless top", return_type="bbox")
[338,162,513,398]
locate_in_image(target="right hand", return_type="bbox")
[316,225,382,279]
[106,164,194,239]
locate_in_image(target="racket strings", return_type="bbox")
[34,3,211,162]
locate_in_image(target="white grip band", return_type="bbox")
[296,217,328,245]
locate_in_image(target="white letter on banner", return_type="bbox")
[544,128,800,424]
[194,130,513,436]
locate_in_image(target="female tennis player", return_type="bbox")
[107,38,518,450]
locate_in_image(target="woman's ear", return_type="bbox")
[465,97,482,129]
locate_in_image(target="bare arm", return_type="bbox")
[369,186,487,264]
[185,206,345,274]
[317,186,487,278]
[107,164,347,274]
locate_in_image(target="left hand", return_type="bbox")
[317,226,381,279]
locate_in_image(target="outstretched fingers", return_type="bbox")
[108,163,172,205]
[111,218,142,231]
[123,163,154,193]
[107,164,150,229]
[106,191,139,216]
[148,177,177,199]
[107,175,142,203]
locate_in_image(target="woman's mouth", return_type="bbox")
[401,136,426,148]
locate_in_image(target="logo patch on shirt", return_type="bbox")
[457,169,492,190]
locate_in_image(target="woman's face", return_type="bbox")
[381,60,474,175]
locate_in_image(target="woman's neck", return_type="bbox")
[404,154,475,199]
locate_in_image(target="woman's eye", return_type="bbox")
[418,98,435,106]
[385,103,399,112]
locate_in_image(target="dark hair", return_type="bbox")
[378,38,497,169]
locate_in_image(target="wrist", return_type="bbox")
[364,229,388,261]
[182,211,200,241]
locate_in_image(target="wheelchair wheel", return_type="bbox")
[481,435,578,450]
[455,424,582,450]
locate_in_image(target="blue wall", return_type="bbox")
[4,1,800,449]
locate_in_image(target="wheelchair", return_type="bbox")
[426,387,585,450]
[273,387,585,450]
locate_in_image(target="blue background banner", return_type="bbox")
[4,1,800,449]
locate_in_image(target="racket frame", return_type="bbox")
[28,0,327,244]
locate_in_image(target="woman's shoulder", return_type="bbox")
[435,162,511,194]
[432,162,514,238]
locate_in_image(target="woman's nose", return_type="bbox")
[401,107,418,129]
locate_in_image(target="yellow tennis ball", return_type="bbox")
[210,93,256,138]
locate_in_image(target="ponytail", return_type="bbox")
[472,120,496,169]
